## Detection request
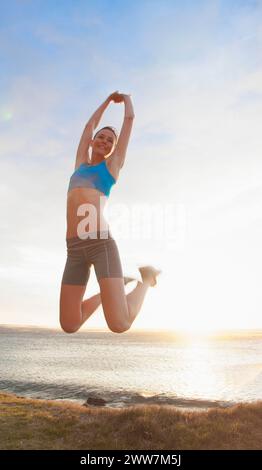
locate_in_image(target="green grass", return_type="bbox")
[0,392,261,450]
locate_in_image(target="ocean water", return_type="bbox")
[0,326,261,410]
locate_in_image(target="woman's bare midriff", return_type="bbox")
[66,187,110,239]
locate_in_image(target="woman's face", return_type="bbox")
[92,129,116,156]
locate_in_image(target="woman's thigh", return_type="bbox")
[92,237,129,332]
[60,248,91,332]
[98,277,129,333]
[59,283,86,333]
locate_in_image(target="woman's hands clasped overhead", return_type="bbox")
[108,91,132,103]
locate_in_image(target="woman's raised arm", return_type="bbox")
[109,94,135,171]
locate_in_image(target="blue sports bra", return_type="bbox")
[67,160,116,197]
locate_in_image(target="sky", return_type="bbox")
[0,0,262,332]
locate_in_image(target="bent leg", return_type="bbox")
[59,283,86,333]
[80,277,136,327]
[60,244,100,333]
[99,277,150,333]
[93,235,151,333]
[60,278,141,333]
[60,284,102,333]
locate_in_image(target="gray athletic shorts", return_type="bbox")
[61,230,123,285]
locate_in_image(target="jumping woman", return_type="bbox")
[59,91,161,334]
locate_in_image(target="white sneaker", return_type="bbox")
[138,265,162,287]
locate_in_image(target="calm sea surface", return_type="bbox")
[0,326,261,410]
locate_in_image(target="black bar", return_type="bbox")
[0,450,261,467]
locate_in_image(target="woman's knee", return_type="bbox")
[107,319,130,334]
[60,319,80,334]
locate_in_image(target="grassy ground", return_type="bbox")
[0,392,261,450]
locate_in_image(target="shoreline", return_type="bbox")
[1,391,262,450]
[0,387,243,413]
